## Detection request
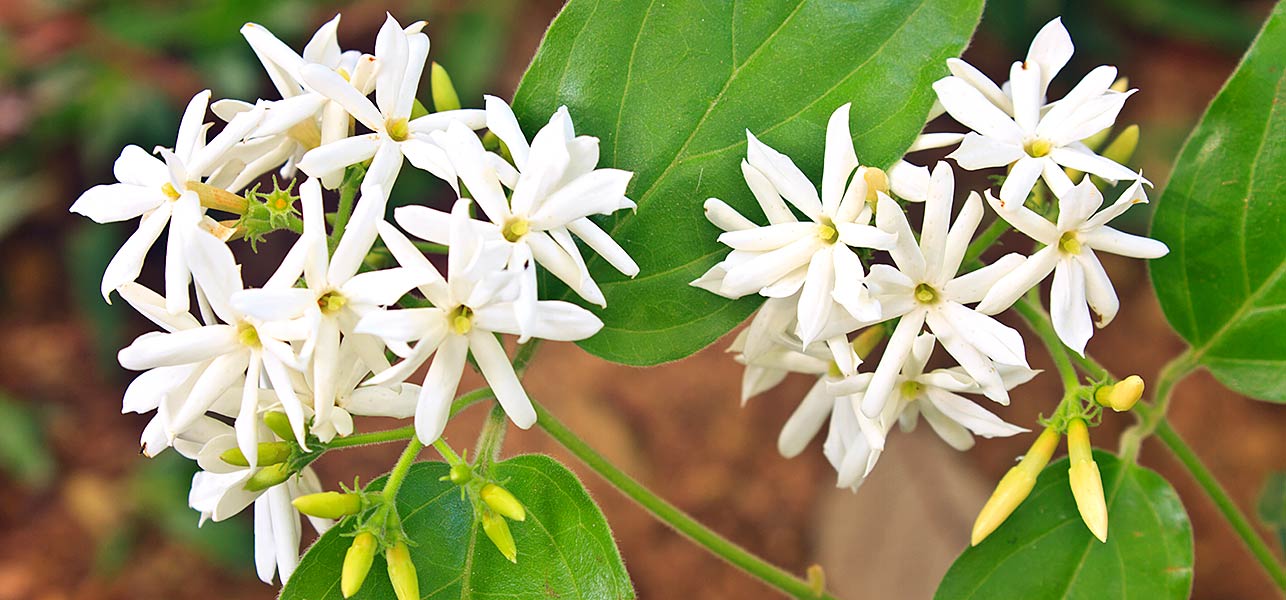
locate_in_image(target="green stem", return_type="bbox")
[962,216,1010,266]
[473,403,508,468]
[512,339,542,377]
[329,166,363,252]
[532,400,835,600]
[326,426,416,449]
[432,439,464,466]
[1155,420,1286,591]
[381,437,424,502]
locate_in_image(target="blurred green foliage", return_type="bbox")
[0,393,55,489]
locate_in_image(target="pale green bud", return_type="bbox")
[220,441,291,467]
[292,492,363,520]
[244,463,292,492]
[431,62,462,113]
[971,427,1060,545]
[480,483,526,522]
[386,541,420,600]
[482,511,517,563]
[342,532,377,598]
[1067,419,1108,542]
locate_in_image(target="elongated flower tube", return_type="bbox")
[1067,418,1108,542]
[342,532,377,598]
[971,426,1060,545]
[292,491,362,520]
[386,541,420,600]
[482,511,518,563]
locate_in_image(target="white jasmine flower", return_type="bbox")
[830,333,1032,451]
[977,178,1168,354]
[356,199,603,444]
[218,15,379,189]
[297,15,485,193]
[395,97,638,326]
[823,396,889,491]
[188,424,329,584]
[231,179,434,436]
[693,103,897,347]
[860,162,1029,418]
[70,91,264,311]
[730,328,875,460]
[117,211,310,467]
[933,49,1144,208]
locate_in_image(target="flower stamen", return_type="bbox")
[1058,231,1082,255]
[914,283,939,305]
[385,117,410,142]
[449,305,475,335]
[502,217,530,243]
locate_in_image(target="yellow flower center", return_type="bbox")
[900,380,924,398]
[161,182,181,200]
[449,305,475,335]
[1024,138,1053,158]
[817,217,839,245]
[914,283,939,305]
[317,291,347,315]
[502,217,530,243]
[385,117,410,142]
[237,322,261,348]
[1058,231,1082,255]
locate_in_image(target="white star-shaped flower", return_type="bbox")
[117,213,311,467]
[297,15,485,193]
[394,97,638,336]
[977,178,1168,354]
[230,179,435,435]
[831,333,1032,451]
[356,198,603,444]
[70,91,264,312]
[859,162,1029,418]
[693,103,897,348]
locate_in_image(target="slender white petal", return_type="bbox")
[414,335,468,444]
[778,380,833,458]
[976,246,1059,314]
[1050,258,1093,355]
[860,309,925,417]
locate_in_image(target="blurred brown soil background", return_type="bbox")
[1,0,1284,598]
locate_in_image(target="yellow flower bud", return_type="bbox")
[263,411,294,442]
[185,181,250,215]
[1095,375,1145,412]
[863,167,890,204]
[1110,76,1130,93]
[431,62,462,113]
[292,491,363,520]
[341,532,377,598]
[480,483,526,522]
[806,564,826,597]
[220,441,291,467]
[1100,124,1140,169]
[1067,419,1108,542]
[849,327,885,360]
[971,427,1060,545]
[482,511,518,563]
[386,541,420,600]
[244,463,292,492]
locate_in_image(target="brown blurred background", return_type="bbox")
[1,0,1283,598]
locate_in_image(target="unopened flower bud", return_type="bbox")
[1095,375,1145,412]
[482,511,517,563]
[480,483,526,522]
[342,532,377,598]
[1067,418,1108,542]
[244,463,292,492]
[1110,76,1130,93]
[1100,124,1140,169]
[850,327,885,360]
[431,62,462,113]
[386,541,420,600]
[185,181,250,215]
[971,427,1060,545]
[292,491,363,520]
[806,564,826,597]
[263,411,294,442]
[863,167,890,204]
[220,441,291,467]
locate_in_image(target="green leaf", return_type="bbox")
[0,394,54,489]
[1150,2,1286,402]
[281,455,633,599]
[512,0,985,365]
[935,452,1193,599]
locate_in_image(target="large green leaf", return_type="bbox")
[1150,2,1286,402]
[513,0,985,365]
[935,452,1193,599]
[281,455,632,599]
